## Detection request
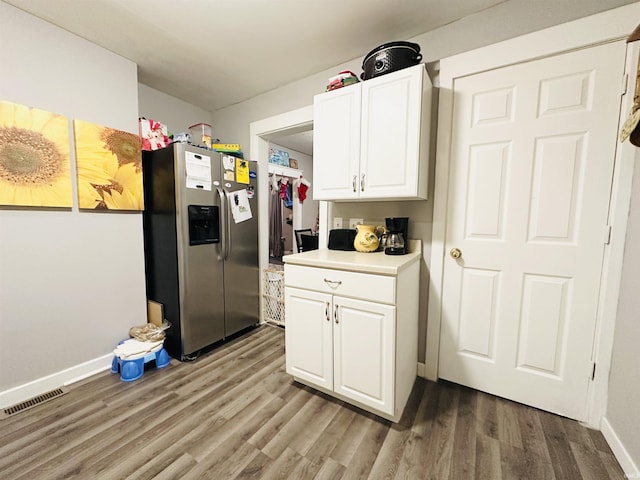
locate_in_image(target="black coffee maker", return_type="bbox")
[384,217,409,255]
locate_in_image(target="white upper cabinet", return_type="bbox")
[313,85,362,200]
[313,64,432,201]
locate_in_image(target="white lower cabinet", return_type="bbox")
[285,288,335,391]
[286,287,395,414]
[284,262,419,422]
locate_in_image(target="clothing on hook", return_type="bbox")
[270,173,279,190]
[279,178,288,199]
[298,182,309,203]
[284,182,293,208]
[294,175,311,203]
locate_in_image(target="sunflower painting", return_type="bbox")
[0,101,73,207]
[73,119,143,210]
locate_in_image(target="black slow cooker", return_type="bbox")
[361,41,422,80]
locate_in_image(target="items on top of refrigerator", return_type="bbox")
[188,122,213,149]
[213,143,244,158]
[139,118,169,151]
[173,131,191,143]
[212,143,241,152]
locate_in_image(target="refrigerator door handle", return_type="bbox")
[216,187,227,259]
[223,189,232,260]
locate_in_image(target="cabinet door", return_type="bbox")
[332,296,396,415]
[284,287,333,390]
[313,85,361,200]
[360,65,424,199]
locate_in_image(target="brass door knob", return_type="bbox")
[450,248,462,259]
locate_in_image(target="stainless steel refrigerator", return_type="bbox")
[142,142,259,360]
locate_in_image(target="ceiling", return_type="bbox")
[4,0,638,155]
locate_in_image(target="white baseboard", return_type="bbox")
[417,362,426,378]
[601,416,640,477]
[0,354,113,410]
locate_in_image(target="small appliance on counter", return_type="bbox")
[328,228,357,251]
[384,217,409,255]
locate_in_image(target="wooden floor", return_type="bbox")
[0,325,625,479]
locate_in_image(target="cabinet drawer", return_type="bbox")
[285,265,396,304]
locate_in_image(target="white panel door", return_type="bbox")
[439,41,625,420]
[360,65,423,198]
[284,287,333,390]
[333,296,395,414]
[313,85,361,200]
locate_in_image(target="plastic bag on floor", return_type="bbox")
[128,322,169,342]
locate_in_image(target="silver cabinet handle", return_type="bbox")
[334,304,339,324]
[325,302,330,322]
[352,175,357,193]
[361,173,365,192]
[323,278,342,287]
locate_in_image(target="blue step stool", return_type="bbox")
[111,341,170,382]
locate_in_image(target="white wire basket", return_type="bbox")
[263,268,285,326]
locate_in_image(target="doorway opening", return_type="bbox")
[266,144,309,266]
[250,106,330,324]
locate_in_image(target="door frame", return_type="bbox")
[427,3,640,428]
[250,107,332,323]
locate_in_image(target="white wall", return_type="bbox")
[0,2,145,405]
[138,84,213,140]
[607,147,640,469]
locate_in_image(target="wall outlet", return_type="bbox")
[349,218,364,229]
[333,217,343,229]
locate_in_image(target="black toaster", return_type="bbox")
[328,229,357,251]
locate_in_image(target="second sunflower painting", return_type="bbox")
[73,119,143,210]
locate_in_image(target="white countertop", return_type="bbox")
[283,240,422,276]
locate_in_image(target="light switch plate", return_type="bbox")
[333,217,343,229]
[349,218,363,229]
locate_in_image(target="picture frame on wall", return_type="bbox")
[74,119,144,211]
[0,100,73,208]
[289,159,298,169]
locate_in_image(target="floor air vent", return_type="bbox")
[2,388,67,418]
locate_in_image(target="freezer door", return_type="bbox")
[221,159,260,336]
[176,145,225,356]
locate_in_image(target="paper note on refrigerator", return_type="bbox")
[185,151,212,190]
[229,188,252,223]
[236,158,249,184]
[222,155,235,171]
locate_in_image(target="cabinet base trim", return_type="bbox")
[292,375,408,423]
